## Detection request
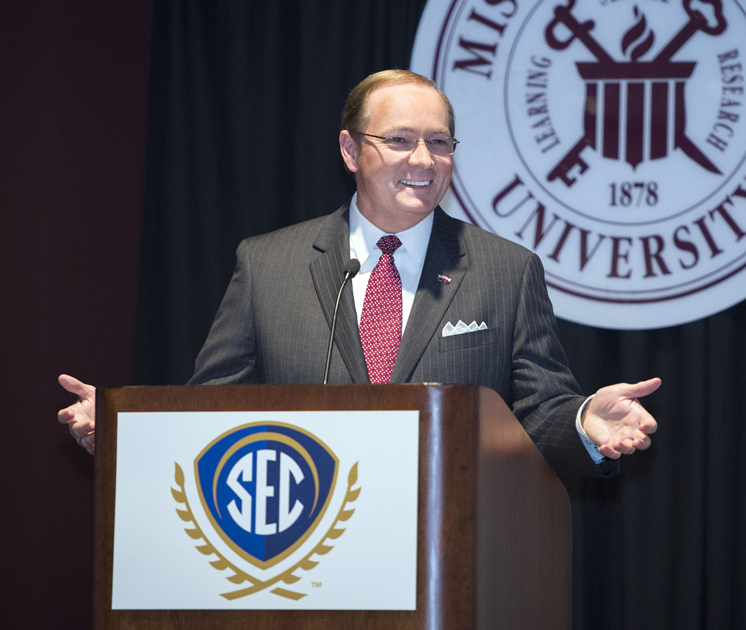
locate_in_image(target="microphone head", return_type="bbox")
[344,258,361,279]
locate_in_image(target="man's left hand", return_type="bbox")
[583,378,661,460]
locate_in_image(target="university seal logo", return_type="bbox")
[172,422,360,600]
[412,0,746,328]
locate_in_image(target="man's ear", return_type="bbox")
[339,131,359,173]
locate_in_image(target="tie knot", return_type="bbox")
[377,235,402,256]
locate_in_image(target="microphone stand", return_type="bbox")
[323,259,360,384]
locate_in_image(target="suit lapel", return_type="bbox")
[309,205,370,384]
[391,208,467,383]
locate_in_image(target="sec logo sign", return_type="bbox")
[412,0,746,329]
[112,410,418,610]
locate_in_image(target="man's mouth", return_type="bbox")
[400,179,431,188]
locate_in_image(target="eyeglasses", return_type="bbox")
[357,132,459,157]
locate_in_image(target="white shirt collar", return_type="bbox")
[348,193,433,270]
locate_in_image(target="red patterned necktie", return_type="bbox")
[360,235,403,383]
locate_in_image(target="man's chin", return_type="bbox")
[396,191,439,211]
[398,201,436,217]
[399,186,448,212]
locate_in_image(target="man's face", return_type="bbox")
[339,83,453,233]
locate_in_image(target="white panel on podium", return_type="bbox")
[111,410,419,610]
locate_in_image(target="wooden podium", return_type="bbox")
[94,384,571,629]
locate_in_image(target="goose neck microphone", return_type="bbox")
[323,259,360,384]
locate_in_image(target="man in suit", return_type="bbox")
[59,69,660,478]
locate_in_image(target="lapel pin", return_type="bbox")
[437,273,452,284]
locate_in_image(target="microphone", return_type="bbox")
[323,259,360,384]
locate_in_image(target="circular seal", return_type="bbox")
[412,0,746,329]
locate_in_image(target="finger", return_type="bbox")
[611,430,652,452]
[57,405,75,424]
[598,444,621,460]
[58,374,95,400]
[607,440,633,455]
[608,438,638,456]
[74,430,95,453]
[618,377,662,400]
[638,415,658,434]
[69,419,95,439]
[72,429,95,454]
[633,435,652,450]
[629,432,651,450]
[78,431,95,449]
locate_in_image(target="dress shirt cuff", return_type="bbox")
[576,395,606,464]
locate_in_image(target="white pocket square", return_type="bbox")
[442,320,488,337]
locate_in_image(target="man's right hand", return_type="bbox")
[57,374,96,455]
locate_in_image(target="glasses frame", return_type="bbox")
[356,132,459,156]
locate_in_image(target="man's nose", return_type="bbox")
[408,139,435,166]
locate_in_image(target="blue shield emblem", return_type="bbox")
[195,422,338,569]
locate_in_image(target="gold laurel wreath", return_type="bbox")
[171,461,360,600]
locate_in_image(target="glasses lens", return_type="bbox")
[426,138,455,156]
[382,136,416,151]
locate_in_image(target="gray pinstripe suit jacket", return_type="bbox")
[190,204,616,478]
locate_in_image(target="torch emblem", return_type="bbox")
[545,0,727,186]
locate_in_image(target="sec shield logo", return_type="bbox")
[173,422,360,601]
[412,0,746,329]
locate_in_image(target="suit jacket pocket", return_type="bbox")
[438,327,499,352]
